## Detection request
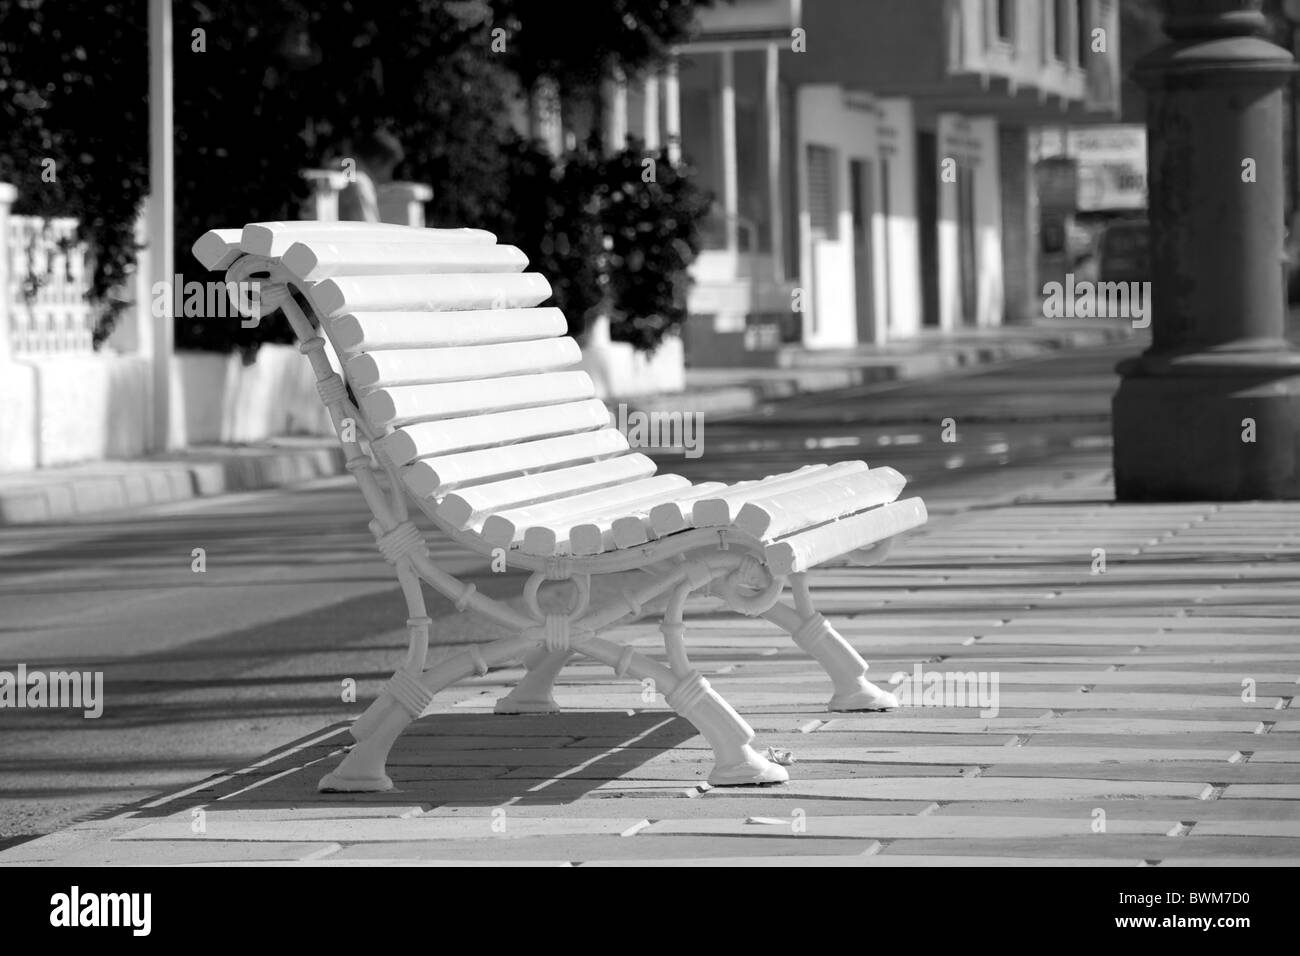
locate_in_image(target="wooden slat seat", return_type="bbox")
[457,463,925,564]
[194,220,929,568]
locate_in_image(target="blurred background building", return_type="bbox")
[669,0,1124,364]
[0,0,1156,472]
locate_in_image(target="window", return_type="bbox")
[994,0,1015,43]
[807,144,837,240]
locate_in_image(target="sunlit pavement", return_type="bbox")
[2,336,1290,860]
[6,437,1298,865]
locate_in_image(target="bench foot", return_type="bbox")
[319,705,410,793]
[709,746,790,787]
[782,604,900,712]
[829,678,899,712]
[667,670,788,787]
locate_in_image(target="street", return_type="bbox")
[1,340,1127,845]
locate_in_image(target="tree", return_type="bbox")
[489,0,704,90]
[171,0,520,352]
[1,0,715,353]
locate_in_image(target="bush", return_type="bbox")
[591,140,711,351]
[442,136,710,352]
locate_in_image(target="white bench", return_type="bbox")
[194,221,928,790]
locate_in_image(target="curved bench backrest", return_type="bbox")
[195,222,654,534]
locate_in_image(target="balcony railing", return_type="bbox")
[4,213,95,355]
[947,0,1120,113]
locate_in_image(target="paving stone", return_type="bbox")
[641,814,1177,839]
[52,840,343,866]
[121,815,648,842]
[936,798,1300,821]
[326,834,873,862]
[700,777,1209,801]
[1220,784,1300,799]
[876,835,1300,860]
[779,746,1234,765]
[816,716,1264,734]
[581,855,1138,867]
[983,764,1300,783]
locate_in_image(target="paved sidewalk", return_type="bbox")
[0,320,1134,525]
[0,438,346,525]
[644,319,1135,415]
[5,448,1296,867]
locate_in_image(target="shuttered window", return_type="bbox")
[807,144,836,239]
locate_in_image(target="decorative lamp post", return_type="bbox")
[1113,0,1300,499]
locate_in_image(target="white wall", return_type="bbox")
[0,345,335,472]
[0,329,685,473]
[796,85,875,349]
[796,86,924,348]
[874,97,924,341]
[0,354,153,471]
[936,113,1004,330]
[172,345,334,445]
[580,316,685,398]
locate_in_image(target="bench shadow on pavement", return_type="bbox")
[123,709,701,819]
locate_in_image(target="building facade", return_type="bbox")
[663,0,1122,358]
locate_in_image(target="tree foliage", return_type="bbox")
[1,0,711,354]
[583,140,711,351]
[489,0,702,90]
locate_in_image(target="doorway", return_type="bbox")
[849,158,876,344]
[917,130,940,327]
[957,163,978,325]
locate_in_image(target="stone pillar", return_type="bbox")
[148,0,176,450]
[719,49,739,256]
[642,73,660,150]
[1112,0,1300,500]
[529,77,563,156]
[377,182,433,227]
[766,43,785,284]
[300,169,348,221]
[663,58,682,165]
[0,183,15,367]
[602,71,629,154]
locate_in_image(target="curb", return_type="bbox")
[0,444,346,525]
[626,323,1137,416]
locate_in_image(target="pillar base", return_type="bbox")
[1113,355,1300,500]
